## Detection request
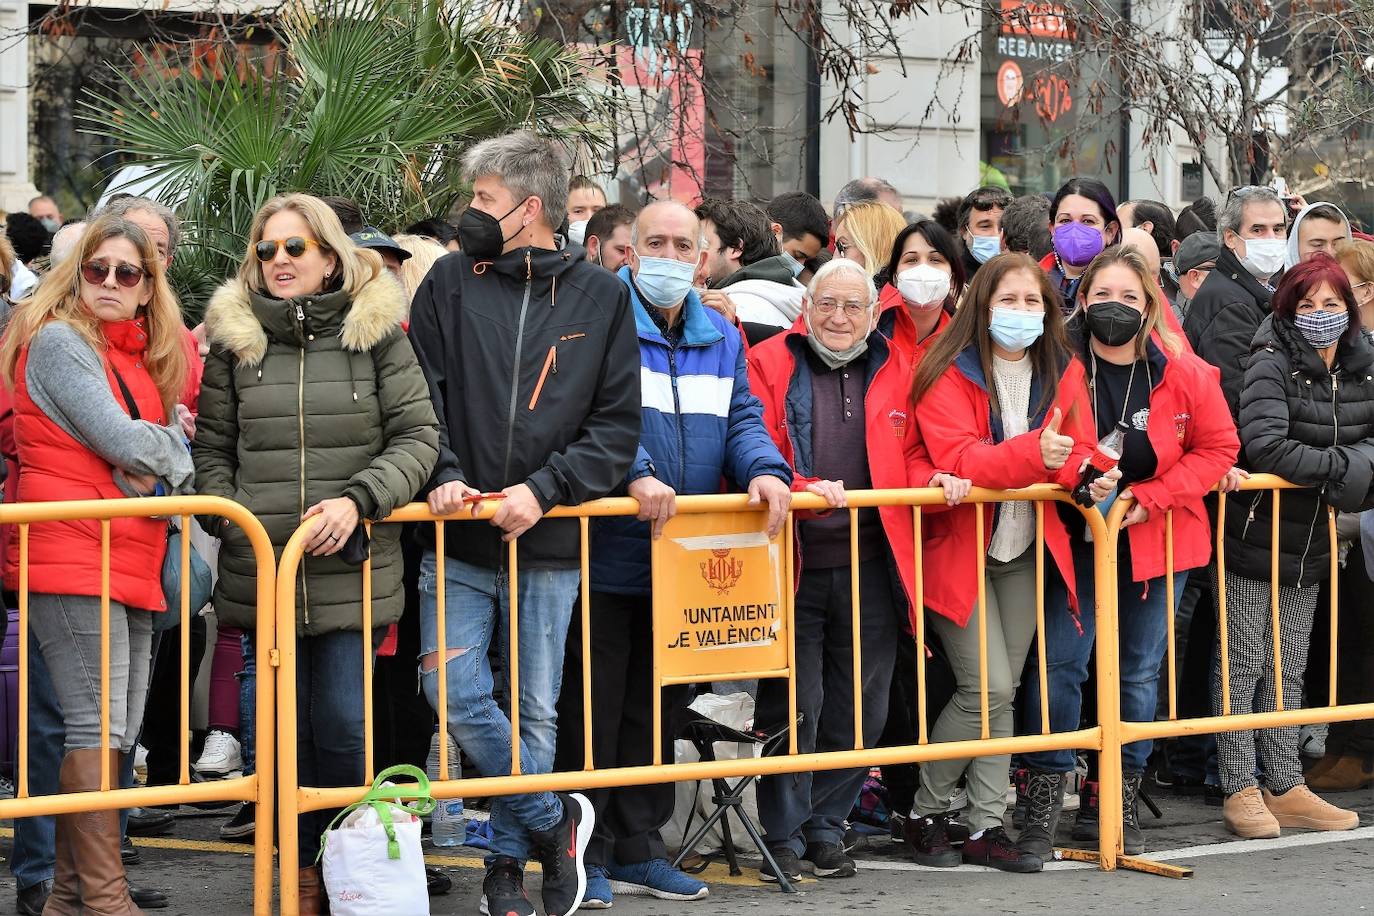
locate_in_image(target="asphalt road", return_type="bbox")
[1,782,1372,914]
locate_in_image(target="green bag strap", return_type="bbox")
[317,764,437,864]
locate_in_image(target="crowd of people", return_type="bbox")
[2,135,1374,916]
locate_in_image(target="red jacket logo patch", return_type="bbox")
[888,409,908,438]
[1174,411,1191,442]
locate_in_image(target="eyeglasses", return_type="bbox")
[81,260,146,288]
[812,297,870,318]
[254,237,324,262]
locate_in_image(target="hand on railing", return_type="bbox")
[804,479,847,510]
[491,484,543,542]
[929,473,972,506]
[747,474,792,538]
[302,498,360,557]
[1219,466,1250,493]
[427,479,482,516]
[629,475,678,539]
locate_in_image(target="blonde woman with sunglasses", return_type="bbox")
[193,193,438,913]
[0,213,194,915]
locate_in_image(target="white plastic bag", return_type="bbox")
[321,765,432,916]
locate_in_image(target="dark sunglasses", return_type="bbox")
[255,237,324,262]
[81,260,146,288]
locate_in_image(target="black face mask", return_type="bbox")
[1085,300,1144,347]
[457,198,528,260]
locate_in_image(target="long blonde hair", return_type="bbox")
[392,234,448,306]
[0,214,188,414]
[1077,244,1183,358]
[237,193,385,297]
[834,201,906,276]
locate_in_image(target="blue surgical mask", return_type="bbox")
[634,255,698,308]
[779,250,805,278]
[989,307,1045,351]
[969,234,1001,264]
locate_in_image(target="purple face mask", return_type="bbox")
[1053,221,1106,267]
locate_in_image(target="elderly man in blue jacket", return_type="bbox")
[556,200,793,906]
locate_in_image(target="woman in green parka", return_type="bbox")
[194,193,439,911]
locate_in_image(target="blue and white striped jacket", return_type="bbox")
[588,267,792,595]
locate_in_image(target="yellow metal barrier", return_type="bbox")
[1099,473,1371,878]
[0,496,278,915]
[276,485,1122,913]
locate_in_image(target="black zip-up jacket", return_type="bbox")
[1225,314,1374,587]
[407,243,640,569]
[1183,245,1274,420]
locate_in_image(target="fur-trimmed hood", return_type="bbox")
[204,271,407,367]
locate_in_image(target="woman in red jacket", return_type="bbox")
[876,220,967,361]
[905,252,1111,874]
[1015,245,1241,859]
[0,213,193,915]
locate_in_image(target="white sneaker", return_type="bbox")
[1300,724,1329,759]
[194,730,244,778]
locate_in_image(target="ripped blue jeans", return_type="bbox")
[417,551,579,865]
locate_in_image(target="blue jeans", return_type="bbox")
[1023,537,1189,773]
[239,631,255,777]
[418,553,577,864]
[282,629,380,864]
[11,633,62,891]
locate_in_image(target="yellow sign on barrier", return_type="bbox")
[651,510,789,681]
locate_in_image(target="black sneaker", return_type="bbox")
[219,803,255,842]
[903,812,962,867]
[961,826,1042,873]
[759,847,803,882]
[426,865,452,896]
[121,835,141,866]
[479,857,535,916]
[803,841,857,878]
[529,792,594,916]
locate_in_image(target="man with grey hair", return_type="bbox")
[1184,186,1289,417]
[97,196,181,267]
[407,130,641,916]
[833,176,902,218]
[554,200,791,907]
[746,256,967,883]
[46,221,86,266]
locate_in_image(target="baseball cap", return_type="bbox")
[1174,231,1221,274]
[349,226,412,262]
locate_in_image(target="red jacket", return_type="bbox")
[747,326,924,617]
[877,284,952,366]
[913,349,1095,626]
[13,319,171,612]
[1110,341,1239,582]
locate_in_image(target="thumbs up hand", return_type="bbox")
[1039,407,1075,471]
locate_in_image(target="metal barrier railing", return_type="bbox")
[275,485,1122,913]
[0,496,278,916]
[1099,473,1374,878]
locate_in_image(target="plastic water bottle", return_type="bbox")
[426,725,464,848]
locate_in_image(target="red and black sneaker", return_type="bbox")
[530,792,595,916]
[962,825,1043,873]
[479,856,535,916]
[903,812,963,867]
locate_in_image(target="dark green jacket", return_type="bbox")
[194,272,439,636]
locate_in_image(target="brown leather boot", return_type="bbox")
[1306,754,1374,792]
[60,748,144,916]
[298,865,325,916]
[42,805,81,916]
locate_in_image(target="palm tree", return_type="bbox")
[81,0,610,317]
